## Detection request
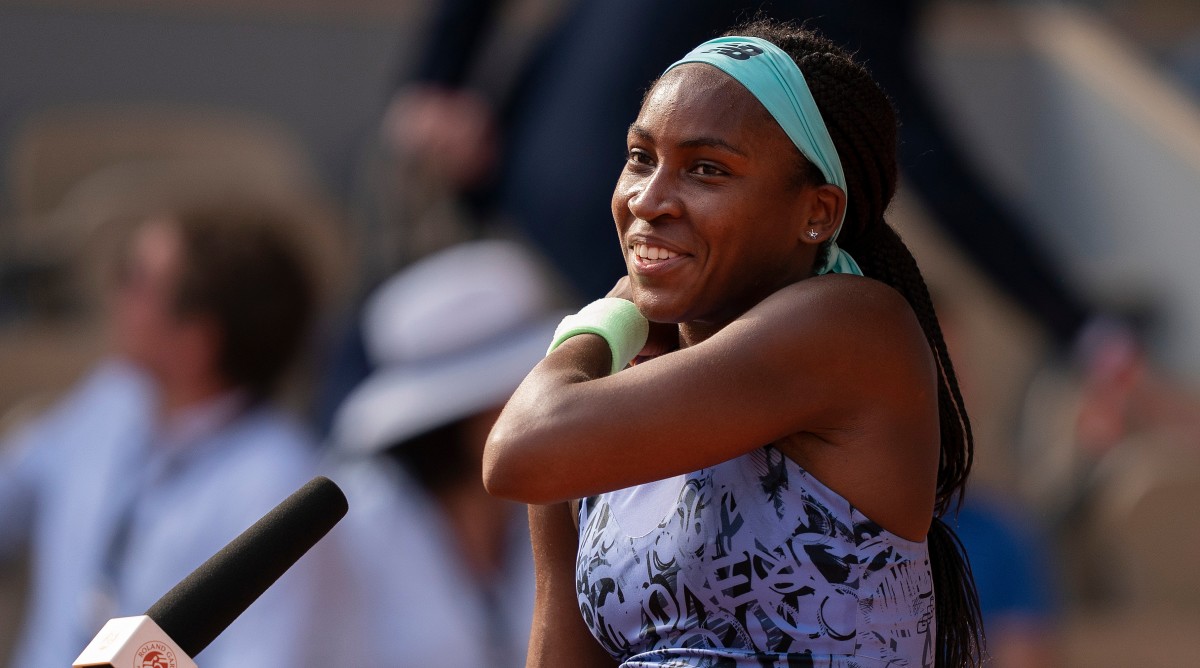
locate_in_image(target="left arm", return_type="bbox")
[483,276,934,504]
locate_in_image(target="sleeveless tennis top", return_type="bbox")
[575,445,935,667]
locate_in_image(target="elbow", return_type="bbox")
[482,423,557,504]
[480,440,519,500]
[481,461,529,502]
[482,457,558,504]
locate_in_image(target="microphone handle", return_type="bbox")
[145,476,348,657]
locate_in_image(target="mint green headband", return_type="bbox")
[664,35,861,276]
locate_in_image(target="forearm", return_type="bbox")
[526,502,617,668]
[483,335,611,502]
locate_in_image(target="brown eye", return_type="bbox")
[627,149,654,166]
[691,163,726,177]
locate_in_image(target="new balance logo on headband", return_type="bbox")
[703,43,763,60]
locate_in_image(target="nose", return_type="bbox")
[625,167,683,223]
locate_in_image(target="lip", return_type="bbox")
[626,234,691,276]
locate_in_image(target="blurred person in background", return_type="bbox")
[0,198,342,667]
[327,239,567,667]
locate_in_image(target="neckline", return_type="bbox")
[599,473,690,539]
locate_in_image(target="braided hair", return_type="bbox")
[723,18,984,667]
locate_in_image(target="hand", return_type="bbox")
[383,85,497,189]
[606,276,678,359]
[1075,326,1144,454]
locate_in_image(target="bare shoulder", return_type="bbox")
[713,274,937,413]
[748,274,927,350]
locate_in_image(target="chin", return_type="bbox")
[631,288,692,324]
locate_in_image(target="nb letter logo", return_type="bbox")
[704,44,764,60]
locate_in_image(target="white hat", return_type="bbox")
[331,240,568,455]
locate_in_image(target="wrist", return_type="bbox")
[550,333,614,379]
[546,298,649,375]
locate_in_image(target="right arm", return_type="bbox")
[526,502,617,668]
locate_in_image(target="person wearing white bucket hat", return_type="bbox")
[326,239,569,667]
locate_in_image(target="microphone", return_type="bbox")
[73,476,348,667]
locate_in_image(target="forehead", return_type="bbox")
[634,64,784,147]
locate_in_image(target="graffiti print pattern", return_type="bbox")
[576,446,935,667]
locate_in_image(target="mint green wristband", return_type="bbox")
[546,298,649,375]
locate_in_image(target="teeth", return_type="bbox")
[633,243,678,262]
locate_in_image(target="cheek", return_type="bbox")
[611,174,633,222]
[612,180,640,253]
[707,218,791,281]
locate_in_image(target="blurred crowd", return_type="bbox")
[3,1,1200,666]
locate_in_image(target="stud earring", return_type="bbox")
[807,229,819,240]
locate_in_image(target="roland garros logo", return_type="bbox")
[134,641,178,668]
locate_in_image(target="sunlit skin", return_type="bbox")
[483,64,942,667]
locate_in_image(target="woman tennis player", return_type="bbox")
[485,18,983,668]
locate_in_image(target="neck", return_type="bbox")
[678,320,727,348]
[157,372,234,418]
[679,264,817,348]
[678,300,759,348]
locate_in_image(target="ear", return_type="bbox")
[799,184,847,245]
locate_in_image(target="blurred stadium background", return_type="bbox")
[3,1,1200,665]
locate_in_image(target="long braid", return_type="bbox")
[727,20,984,667]
[852,225,975,514]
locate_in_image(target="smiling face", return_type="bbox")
[612,64,832,328]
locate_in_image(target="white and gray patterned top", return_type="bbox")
[576,445,935,667]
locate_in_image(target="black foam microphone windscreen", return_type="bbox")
[144,476,348,658]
